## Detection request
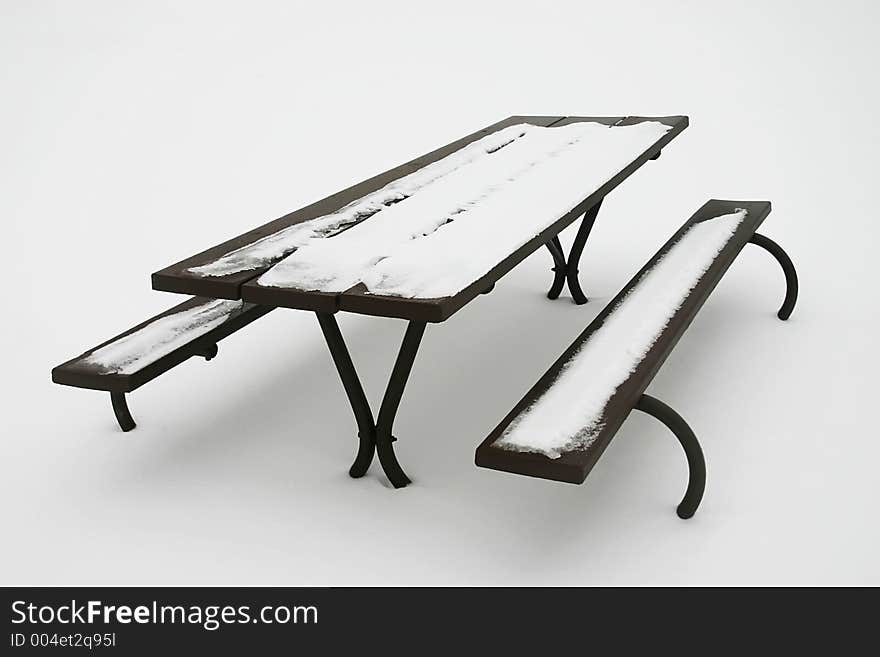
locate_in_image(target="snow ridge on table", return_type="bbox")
[82,299,244,375]
[186,126,531,278]
[253,121,671,299]
[497,209,747,459]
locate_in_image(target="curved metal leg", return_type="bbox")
[566,201,602,305]
[316,313,376,478]
[316,313,427,487]
[110,392,136,432]
[546,237,567,299]
[107,342,217,434]
[749,233,798,320]
[634,394,705,519]
[545,200,603,304]
[375,321,427,489]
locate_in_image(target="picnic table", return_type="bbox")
[53,114,797,517]
[150,115,687,484]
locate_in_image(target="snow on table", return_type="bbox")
[496,209,747,459]
[82,299,244,375]
[188,121,672,299]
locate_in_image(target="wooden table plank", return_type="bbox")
[151,116,564,300]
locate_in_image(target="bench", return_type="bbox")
[52,297,272,431]
[475,200,798,518]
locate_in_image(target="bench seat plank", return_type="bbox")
[475,199,771,484]
[52,297,271,393]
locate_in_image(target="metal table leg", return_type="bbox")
[316,313,426,488]
[545,199,603,304]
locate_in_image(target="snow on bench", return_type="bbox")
[52,297,271,430]
[499,209,747,458]
[475,200,797,518]
[243,121,672,299]
[81,299,243,375]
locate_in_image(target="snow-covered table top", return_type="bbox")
[152,116,688,322]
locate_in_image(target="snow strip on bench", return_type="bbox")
[82,299,244,375]
[255,121,670,298]
[496,209,747,458]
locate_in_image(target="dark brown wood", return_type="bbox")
[51,298,272,393]
[474,199,771,483]
[151,116,565,300]
[235,115,688,321]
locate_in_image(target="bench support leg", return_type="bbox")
[749,233,798,320]
[545,199,603,304]
[635,394,705,519]
[103,341,221,433]
[110,392,136,432]
[316,313,426,489]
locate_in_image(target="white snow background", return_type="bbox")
[5,0,879,585]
